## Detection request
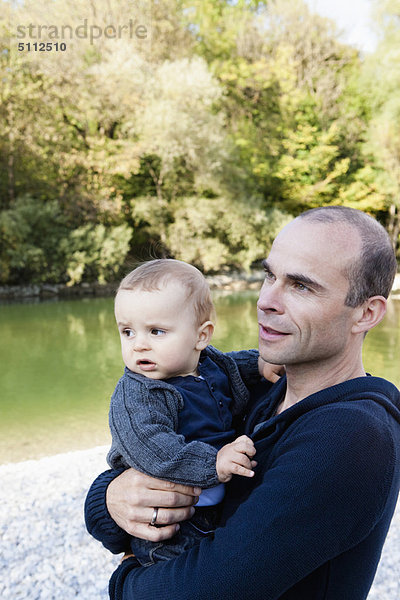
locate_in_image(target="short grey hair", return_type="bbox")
[298,206,397,307]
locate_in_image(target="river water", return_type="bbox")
[1,292,399,464]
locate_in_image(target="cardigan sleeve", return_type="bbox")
[107,404,399,600]
[225,348,273,419]
[107,375,220,488]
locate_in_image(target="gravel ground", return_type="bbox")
[0,446,399,600]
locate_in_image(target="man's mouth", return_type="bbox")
[258,324,290,341]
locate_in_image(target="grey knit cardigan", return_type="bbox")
[107,346,260,488]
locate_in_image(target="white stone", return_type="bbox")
[0,446,398,599]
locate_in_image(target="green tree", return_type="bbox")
[0,197,69,283]
[134,56,228,200]
[361,0,400,252]
[63,223,133,285]
[0,196,133,285]
[130,194,291,272]
[2,0,397,285]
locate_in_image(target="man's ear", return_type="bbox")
[195,321,214,350]
[351,296,387,335]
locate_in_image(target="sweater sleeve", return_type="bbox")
[84,468,131,555]
[107,375,220,488]
[108,404,399,600]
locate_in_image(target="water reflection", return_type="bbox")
[0,298,121,462]
[0,294,399,463]
[212,291,259,351]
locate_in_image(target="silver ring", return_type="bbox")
[150,507,159,527]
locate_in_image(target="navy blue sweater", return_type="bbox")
[85,375,400,600]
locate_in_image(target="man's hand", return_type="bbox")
[106,468,201,542]
[258,356,285,383]
[216,435,257,483]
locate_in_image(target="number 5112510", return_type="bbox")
[18,42,67,51]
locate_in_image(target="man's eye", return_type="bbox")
[123,329,134,337]
[264,270,275,281]
[151,328,165,336]
[294,282,309,292]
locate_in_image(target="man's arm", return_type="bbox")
[84,468,132,554]
[106,405,398,599]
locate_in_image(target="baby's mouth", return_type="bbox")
[137,359,156,370]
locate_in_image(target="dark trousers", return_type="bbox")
[131,506,220,567]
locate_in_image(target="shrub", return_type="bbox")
[0,196,133,285]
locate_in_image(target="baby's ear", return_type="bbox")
[196,321,214,350]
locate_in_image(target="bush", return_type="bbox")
[0,196,133,285]
[62,223,133,285]
[163,196,292,272]
[0,196,69,284]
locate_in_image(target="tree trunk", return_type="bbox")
[148,165,164,203]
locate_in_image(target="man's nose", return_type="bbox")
[257,281,284,313]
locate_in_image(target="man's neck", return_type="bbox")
[278,356,366,414]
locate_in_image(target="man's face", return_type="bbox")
[257,219,363,369]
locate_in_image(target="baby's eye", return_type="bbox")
[151,328,166,336]
[123,328,134,338]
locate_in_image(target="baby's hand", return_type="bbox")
[216,435,257,483]
[258,356,285,383]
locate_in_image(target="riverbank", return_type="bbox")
[0,271,265,302]
[0,446,398,599]
[1,271,400,302]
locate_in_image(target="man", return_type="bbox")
[85,206,400,600]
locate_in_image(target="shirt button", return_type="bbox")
[195,377,202,382]
[219,401,223,407]
[210,384,215,392]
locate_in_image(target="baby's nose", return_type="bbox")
[133,333,149,350]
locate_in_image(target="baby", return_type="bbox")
[107,259,279,566]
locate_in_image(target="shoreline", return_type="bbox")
[0,446,399,599]
[0,271,265,302]
[1,271,400,302]
[0,443,110,468]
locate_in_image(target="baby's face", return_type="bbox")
[114,282,204,379]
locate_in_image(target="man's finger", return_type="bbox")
[144,474,201,497]
[152,506,195,526]
[129,522,182,542]
[141,489,200,509]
